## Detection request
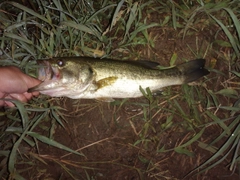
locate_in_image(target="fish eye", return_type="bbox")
[57,60,65,67]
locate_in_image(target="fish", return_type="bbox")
[28,57,209,101]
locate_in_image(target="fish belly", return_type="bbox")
[67,78,182,99]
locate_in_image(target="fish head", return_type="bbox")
[28,58,95,97]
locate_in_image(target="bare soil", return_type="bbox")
[19,97,239,180]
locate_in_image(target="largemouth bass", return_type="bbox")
[29,57,209,101]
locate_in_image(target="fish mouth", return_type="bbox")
[37,61,60,81]
[28,61,61,93]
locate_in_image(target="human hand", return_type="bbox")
[0,66,41,107]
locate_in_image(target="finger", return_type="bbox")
[0,92,5,107]
[23,92,33,100]
[1,94,16,107]
[4,101,16,107]
[32,91,40,96]
[0,92,13,107]
[23,75,42,89]
[9,93,28,103]
[0,100,4,107]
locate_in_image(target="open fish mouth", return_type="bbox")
[37,61,60,81]
[28,61,62,93]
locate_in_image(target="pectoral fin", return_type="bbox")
[96,76,118,89]
[91,77,117,102]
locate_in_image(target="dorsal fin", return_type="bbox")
[126,60,160,69]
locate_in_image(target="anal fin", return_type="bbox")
[152,90,163,97]
[96,97,115,102]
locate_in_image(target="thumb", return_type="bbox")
[22,74,42,89]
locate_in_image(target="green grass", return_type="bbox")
[0,0,240,179]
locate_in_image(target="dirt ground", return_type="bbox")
[19,98,240,180]
[1,2,240,179]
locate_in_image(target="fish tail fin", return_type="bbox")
[177,59,209,83]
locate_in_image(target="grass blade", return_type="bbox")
[191,123,240,175]
[224,8,240,42]
[5,1,50,24]
[27,132,84,156]
[123,2,138,42]
[4,33,33,45]
[60,21,100,37]
[109,0,125,31]
[210,14,240,57]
